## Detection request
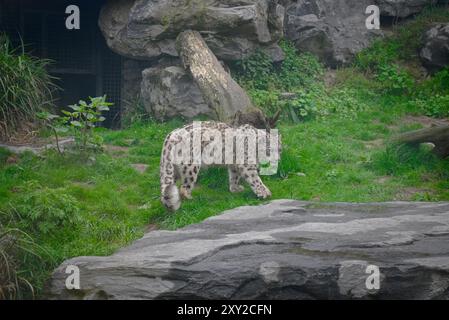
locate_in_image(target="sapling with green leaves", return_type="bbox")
[39,96,113,154]
[63,96,113,150]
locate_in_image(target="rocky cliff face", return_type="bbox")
[99,0,285,62]
[98,0,446,120]
[284,0,382,67]
[100,0,441,66]
[141,65,211,120]
[46,200,449,299]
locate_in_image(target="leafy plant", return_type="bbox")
[40,96,113,153]
[355,39,401,72]
[375,64,414,94]
[247,89,281,117]
[277,40,324,91]
[234,49,275,90]
[316,88,366,119]
[283,90,319,122]
[413,94,449,118]
[418,67,449,96]
[234,40,324,121]
[0,34,56,138]
[6,183,81,236]
[64,96,113,150]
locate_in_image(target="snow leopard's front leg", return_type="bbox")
[179,164,200,200]
[228,165,244,193]
[238,164,272,199]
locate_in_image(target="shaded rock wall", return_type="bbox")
[285,0,382,67]
[420,23,449,73]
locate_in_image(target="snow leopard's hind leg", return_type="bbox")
[238,164,272,199]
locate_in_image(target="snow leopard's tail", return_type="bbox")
[160,135,181,212]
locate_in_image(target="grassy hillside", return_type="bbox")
[1,7,449,298]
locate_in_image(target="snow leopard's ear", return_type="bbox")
[267,109,281,129]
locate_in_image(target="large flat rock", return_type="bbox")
[46,200,449,299]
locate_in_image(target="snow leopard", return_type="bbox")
[160,111,281,211]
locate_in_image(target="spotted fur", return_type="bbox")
[160,121,277,211]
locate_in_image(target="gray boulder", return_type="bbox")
[141,65,213,120]
[99,0,285,62]
[420,23,449,74]
[46,200,449,299]
[285,0,382,67]
[375,0,438,18]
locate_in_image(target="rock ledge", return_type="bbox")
[46,200,449,299]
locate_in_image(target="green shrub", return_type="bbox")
[234,40,324,92]
[234,40,325,121]
[5,183,81,236]
[64,96,112,150]
[413,94,449,118]
[284,90,319,122]
[277,40,324,91]
[247,89,321,122]
[418,67,449,96]
[39,96,113,153]
[375,64,414,95]
[0,34,56,138]
[355,39,401,72]
[234,49,275,90]
[316,88,367,119]
[247,89,280,116]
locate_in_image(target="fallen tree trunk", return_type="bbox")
[176,30,269,127]
[393,125,449,158]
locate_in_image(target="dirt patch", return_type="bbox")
[0,122,40,145]
[1,136,53,148]
[131,163,149,174]
[401,115,449,128]
[72,181,95,189]
[375,176,391,184]
[104,145,130,158]
[324,70,337,87]
[375,116,449,133]
[145,224,159,233]
[394,187,434,201]
[105,145,129,152]
[364,138,384,149]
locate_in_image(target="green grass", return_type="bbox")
[2,94,449,296]
[1,5,449,299]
